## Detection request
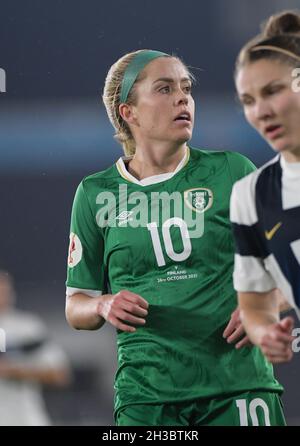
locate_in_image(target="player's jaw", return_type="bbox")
[252,94,300,158]
[260,121,286,150]
[170,107,194,140]
[259,118,300,158]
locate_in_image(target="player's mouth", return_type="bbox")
[174,111,192,123]
[264,124,284,140]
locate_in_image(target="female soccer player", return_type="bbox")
[66,49,285,425]
[231,11,300,364]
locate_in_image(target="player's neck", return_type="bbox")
[127,143,187,180]
[281,148,300,163]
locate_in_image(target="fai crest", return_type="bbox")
[184,188,213,213]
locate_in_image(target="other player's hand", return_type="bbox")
[223,307,252,349]
[259,316,295,364]
[97,290,149,332]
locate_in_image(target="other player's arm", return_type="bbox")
[0,361,70,386]
[238,289,294,363]
[277,288,293,313]
[229,177,293,359]
[223,288,292,348]
[66,290,149,332]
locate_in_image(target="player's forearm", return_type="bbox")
[240,308,278,346]
[238,290,280,346]
[0,365,70,386]
[65,293,106,330]
[277,289,293,313]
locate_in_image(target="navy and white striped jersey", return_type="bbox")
[230,155,300,317]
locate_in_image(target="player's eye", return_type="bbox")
[240,96,254,106]
[159,85,170,94]
[183,84,192,94]
[265,85,284,96]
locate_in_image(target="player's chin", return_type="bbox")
[174,129,193,144]
[269,138,292,154]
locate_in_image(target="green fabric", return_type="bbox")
[66,147,282,416]
[115,391,286,426]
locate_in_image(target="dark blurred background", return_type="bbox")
[0,0,299,425]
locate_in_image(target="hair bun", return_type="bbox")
[262,11,300,38]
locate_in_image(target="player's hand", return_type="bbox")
[258,317,295,364]
[223,307,252,349]
[96,290,149,332]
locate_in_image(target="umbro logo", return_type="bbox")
[116,211,134,225]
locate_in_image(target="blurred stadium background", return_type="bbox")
[0,0,299,425]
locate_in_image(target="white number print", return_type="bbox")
[236,398,271,426]
[147,218,192,267]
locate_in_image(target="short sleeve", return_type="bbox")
[66,181,107,296]
[230,175,277,293]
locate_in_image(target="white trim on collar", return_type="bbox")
[116,147,190,186]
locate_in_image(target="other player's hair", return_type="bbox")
[235,10,300,78]
[102,49,193,156]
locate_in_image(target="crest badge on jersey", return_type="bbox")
[184,188,213,213]
[68,232,82,268]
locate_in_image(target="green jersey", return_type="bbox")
[66,147,283,414]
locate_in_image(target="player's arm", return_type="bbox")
[223,288,292,348]
[238,289,294,363]
[66,183,150,332]
[0,330,71,386]
[66,292,105,330]
[277,288,293,313]
[0,361,70,386]
[66,290,149,332]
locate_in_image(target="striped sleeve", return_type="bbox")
[230,173,277,292]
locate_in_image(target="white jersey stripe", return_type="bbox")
[66,287,102,298]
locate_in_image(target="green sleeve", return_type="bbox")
[66,181,107,293]
[225,151,256,184]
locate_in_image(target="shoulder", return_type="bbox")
[188,147,233,171]
[189,146,254,167]
[224,150,255,168]
[189,146,229,161]
[189,147,256,182]
[233,155,279,196]
[81,163,119,190]
[224,151,257,183]
[232,170,258,197]
[72,163,120,207]
[231,156,279,224]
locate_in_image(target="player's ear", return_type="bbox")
[119,103,137,126]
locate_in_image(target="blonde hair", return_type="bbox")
[235,10,300,78]
[102,50,193,156]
